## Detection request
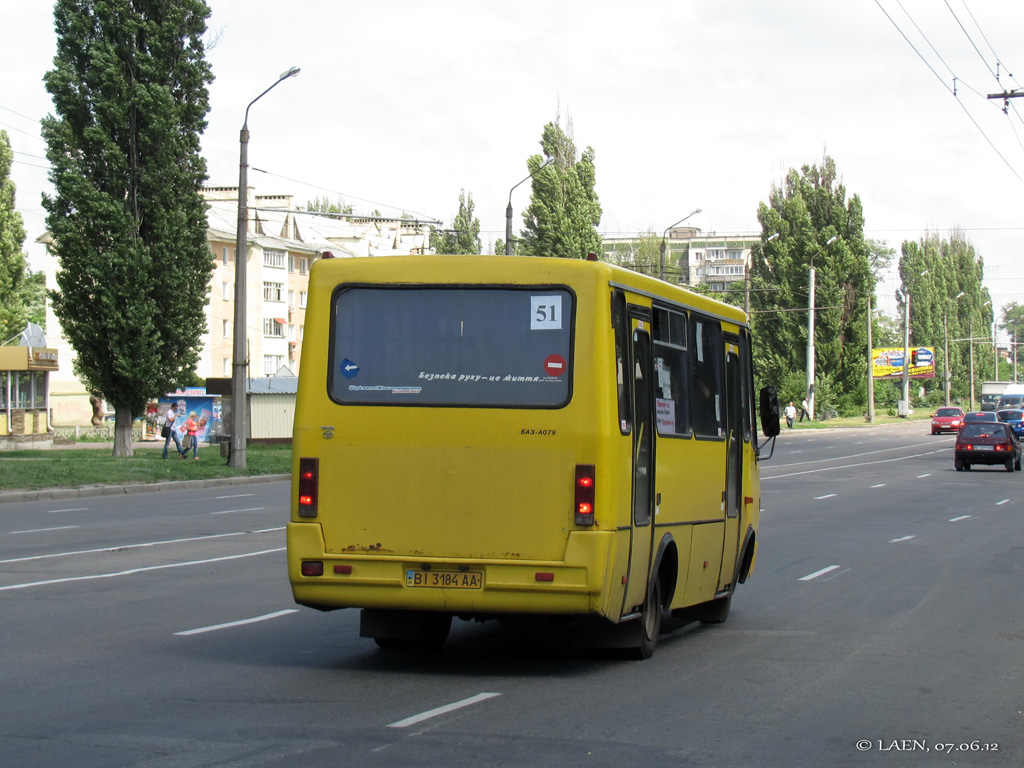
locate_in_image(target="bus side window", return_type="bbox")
[612,291,631,434]
[653,306,690,436]
[691,315,724,438]
[740,329,754,443]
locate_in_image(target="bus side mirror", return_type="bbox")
[759,386,781,438]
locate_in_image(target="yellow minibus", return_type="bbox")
[288,254,780,658]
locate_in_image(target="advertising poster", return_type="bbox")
[158,395,215,442]
[872,347,935,379]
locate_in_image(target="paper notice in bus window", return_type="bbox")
[531,295,562,330]
[657,398,676,432]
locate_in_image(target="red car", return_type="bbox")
[931,406,965,435]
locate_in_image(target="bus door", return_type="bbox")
[720,341,743,590]
[621,320,656,618]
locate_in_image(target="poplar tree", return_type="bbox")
[520,116,602,259]
[42,0,214,456]
[430,190,482,254]
[898,232,989,403]
[749,155,874,414]
[0,130,30,342]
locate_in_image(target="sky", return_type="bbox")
[4,0,1024,330]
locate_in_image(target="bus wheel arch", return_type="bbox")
[652,533,678,608]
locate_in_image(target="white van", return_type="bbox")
[997,384,1024,410]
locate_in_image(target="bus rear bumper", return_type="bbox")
[287,522,615,617]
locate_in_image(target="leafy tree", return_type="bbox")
[749,155,874,416]
[898,232,988,405]
[21,272,46,328]
[604,229,661,276]
[430,190,481,255]
[41,0,214,457]
[1002,302,1024,377]
[306,195,352,215]
[0,130,31,342]
[519,116,602,259]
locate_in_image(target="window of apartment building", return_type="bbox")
[263,354,285,375]
[222,281,232,300]
[263,281,283,301]
[299,325,304,341]
[288,289,295,309]
[222,319,231,337]
[223,357,231,376]
[263,318,285,337]
[263,249,286,268]
[299,291,307,308]
[288,255,295,273]
[727,249,743,260]
[299,257,308,274]
[222,246,233,265]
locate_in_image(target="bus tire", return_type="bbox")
[418,613,453,649]
[629,578,663,660]
[367,610,451,651]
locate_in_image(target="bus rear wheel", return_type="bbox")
[628,578,663,660]
[366,610,452,651]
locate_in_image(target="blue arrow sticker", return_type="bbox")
[340,359,360,378]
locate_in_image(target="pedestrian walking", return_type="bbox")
[161,402,186,459]
[800,397,812,422]
[785,401,797,429]
[185,411,200,459]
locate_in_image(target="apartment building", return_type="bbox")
[601,228,762,292]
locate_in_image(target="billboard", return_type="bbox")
[872,347,935,379]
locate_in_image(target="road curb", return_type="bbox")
[0,473,291,505]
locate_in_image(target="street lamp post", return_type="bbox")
[867,291,875,423]
[231,66,300,470]
[898,269,928,417]
[806,234,838,419]
[505,156,553,256]
[658,208,702,282]
[945,291,965,406]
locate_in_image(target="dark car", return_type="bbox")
[961,411,1002,428]
[997,409,1024,439]
[931,406,965,435]
[954,422,1022,472]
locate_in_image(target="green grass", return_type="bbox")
[786,410,934,430]
[0,442,292,492]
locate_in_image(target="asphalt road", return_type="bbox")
[1,422,1021,767]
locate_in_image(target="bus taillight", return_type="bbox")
[574,464,596,526]
[297,457,319,518]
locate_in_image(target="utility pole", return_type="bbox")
[901,291,910,416]
[943,314,950,406]
[866,292,875,423]
[807,265,816,418]
[987,89,1024,111]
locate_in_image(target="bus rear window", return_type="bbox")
[330,286,574,407]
